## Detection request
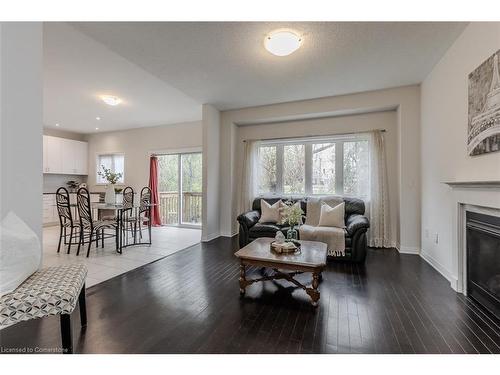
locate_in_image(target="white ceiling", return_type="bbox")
[71,22,467,111]
[43,23,202,134]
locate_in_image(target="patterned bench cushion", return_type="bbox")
[0,264,87,330]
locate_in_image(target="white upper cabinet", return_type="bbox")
[75,141,88,175]
[43,135,88,175]
[44,136,62,174]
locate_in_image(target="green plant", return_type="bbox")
[283,201,304,227]
[114,187,123,194]
[97,165,123,185]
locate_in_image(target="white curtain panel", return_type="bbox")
[239,140,260,213]
[367,130,391,247]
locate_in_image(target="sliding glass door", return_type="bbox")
[157,152,202,227]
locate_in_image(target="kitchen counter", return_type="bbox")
[43,192,101,195]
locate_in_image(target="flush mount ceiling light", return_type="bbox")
[100,95,122,106]
[264,31,302,56]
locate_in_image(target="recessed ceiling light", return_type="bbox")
[264,31,302,57]
[101,95,122,106]
[95,127,99,130]
[55,123,60,127]
[96,116,101,120]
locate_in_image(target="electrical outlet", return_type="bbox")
[434,233,439,244]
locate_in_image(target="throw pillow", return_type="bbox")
[0,212,41,297]
[318,202,346,228]
[259,199,282,223]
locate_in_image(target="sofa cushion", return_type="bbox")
[305,196,344,226]
[249,223,281,238]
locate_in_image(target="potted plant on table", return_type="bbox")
[97,165,123,204]
[282,201,304,240]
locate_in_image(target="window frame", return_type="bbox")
[257,134,369,198]
[95,152,126,185]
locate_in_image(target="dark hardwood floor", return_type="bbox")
[1,236,499,354]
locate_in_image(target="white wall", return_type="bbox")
[235,111,399,246]
[86,121,202,192]
[420,22,500,282]
[201,104,221,241]
[0,23,43,241]
[220,85,421,253]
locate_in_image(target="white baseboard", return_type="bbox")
[397,246,420,254]
[201,232,220,242]
[220,231,238,238]
[449,276,459,292]
[419,250,455,288]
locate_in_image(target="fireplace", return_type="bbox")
[466,211,500,320]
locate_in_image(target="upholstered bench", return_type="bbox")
[0,264,87,354]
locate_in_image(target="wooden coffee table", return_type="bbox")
[234,238,328,307]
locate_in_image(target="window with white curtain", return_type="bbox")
[96,153,125,184]
[257,135,369,198]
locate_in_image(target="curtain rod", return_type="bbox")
[242,129,386,143]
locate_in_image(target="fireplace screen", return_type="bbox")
[466,211,500,320]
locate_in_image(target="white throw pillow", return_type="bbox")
[259,199,282,223]
[318,202,346,228]
[0,212,41,297]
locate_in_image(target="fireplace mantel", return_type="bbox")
[444,180,500,189]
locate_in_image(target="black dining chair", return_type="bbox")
[76,187,118,257]
[122,187,152,244]
[137,187,152,244]
[121,186,136,243]
[55,187,80,254]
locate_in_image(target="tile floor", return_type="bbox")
[42,225,201,287]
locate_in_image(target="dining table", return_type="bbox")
[91,202,157,254]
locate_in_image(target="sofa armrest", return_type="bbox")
[346,214,370,236]
[237,210,260,229]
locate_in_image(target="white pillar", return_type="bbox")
[201,104,221,241]
[0,22,43,242]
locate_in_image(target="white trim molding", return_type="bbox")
[220,230,238,238]
[420,250,455,287]
[201,232,220,242]
[441,182,500,293]
[397,246,420,254]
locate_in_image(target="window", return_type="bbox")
[258,145,278,194]
[257,136,369,198]
[312,143,336,194]
[96,153,125,184]
[343,140,369,197]
[283,144,305,194]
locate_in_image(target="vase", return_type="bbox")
[105,184,116,204]
[286,226,298,240]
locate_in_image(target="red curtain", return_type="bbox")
[148,156,162,226]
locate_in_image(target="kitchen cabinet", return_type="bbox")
[43,136,62,174]
[43,135,88,175]
[43,194,57,225]
[43,193,101,226]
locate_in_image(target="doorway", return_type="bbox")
[157,152,202,227]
